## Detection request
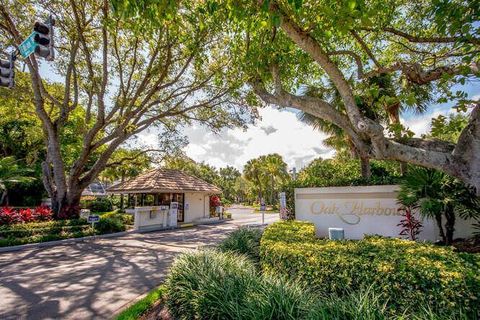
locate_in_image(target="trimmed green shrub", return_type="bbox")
[0,225,91,238]
[0,219,92,247]
[0,219,87,232]
[102,211,133,225]
[166,250,324,320]
[87,198,113,213]
[261,221,480,317]
[218,227,263,263]
[95,217,126,234]
[164,249,468,319]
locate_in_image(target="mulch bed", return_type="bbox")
[452,237,480,254]
[138,300,172,320]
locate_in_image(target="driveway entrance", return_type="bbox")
[0,207,278,319]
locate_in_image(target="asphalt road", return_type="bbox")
[0,206,278,320]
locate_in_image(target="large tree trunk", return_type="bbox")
[360,156,371,179]
[50,188,82,219]
[387,104,408,175]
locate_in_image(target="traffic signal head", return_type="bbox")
[0,54,14,89]
[33,18,55,61]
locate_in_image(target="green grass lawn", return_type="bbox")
[115,286,166,320]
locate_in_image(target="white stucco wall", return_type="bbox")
[295,185,476,241]
[134,206,169,231]
[184,192,208,223]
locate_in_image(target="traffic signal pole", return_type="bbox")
[0,15,55,89]
[0,52,15,88]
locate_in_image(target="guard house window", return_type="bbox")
[144,194,155,206]
[159,193,171,206]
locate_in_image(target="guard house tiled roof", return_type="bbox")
[106,168,222,194]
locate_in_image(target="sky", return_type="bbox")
[37,53,480,173]
[139,85,479,172]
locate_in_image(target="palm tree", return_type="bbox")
[262,154,289,205]
[366,74,431,175]
[244,158,264,203]
[298,83,382,179]
[299,112,373,178]
[0,156,35,205]
[398,167,480,244]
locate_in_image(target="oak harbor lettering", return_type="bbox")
[310,200,399,225]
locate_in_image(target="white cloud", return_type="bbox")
[139,102,472,171]
[181,107,334,170]
[401,108,458,137]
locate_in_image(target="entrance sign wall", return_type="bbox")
[295,185,475,241]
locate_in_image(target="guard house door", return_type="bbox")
[172,193,185,222]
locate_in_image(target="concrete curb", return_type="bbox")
[0,229,138,253]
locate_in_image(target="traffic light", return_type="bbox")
[33,16,55,61]
[0,53,14,89]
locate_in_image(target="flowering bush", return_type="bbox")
[19,208,34,223]
[33,206,53,221]
[261,221,480,317]
[0,206,53,225]
[0,207,21,225]
[210,195,221,207]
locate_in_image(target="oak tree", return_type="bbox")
[218,0,480,193]
[0,0,252,216]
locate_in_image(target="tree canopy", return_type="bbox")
[0,0,254,215]
[204,0,479,192]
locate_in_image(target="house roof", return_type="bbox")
[106,168,222,194]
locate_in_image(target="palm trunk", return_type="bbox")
[435,213,447,243]
[400,162,408,175]
[270,175,275,205]
[119,174,125,210]
[444,205,456,245]
[0,190,6,206]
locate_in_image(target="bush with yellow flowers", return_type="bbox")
[260,221,480,316]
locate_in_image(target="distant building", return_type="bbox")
[82,182,107,197]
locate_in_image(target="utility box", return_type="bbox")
[329,228,345,240]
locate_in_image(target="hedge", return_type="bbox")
[260,221,480,317]
[0,216,129,247]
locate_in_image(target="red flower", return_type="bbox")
[19,208,34,223]
[210,195,221,207]
[0,207,21,225]
[34,206,53,221]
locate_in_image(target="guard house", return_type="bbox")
[106,168,221,224]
